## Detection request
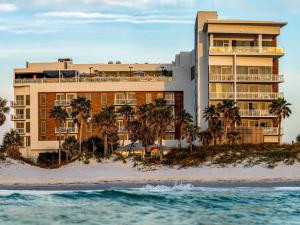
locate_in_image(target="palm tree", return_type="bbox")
[269,98,292,144]
[186,124,199,152]
[198,129,213,146]
[70,96,91,154]
[1,129,22,159]
[148,99,173,160]
[217,100,241,143]
[0,97,10,126]
[117,104,134,148]
[175,109,193,150]
[226,131,241,145]
[62,137,79,162]
[93,106,117,156]
[203,105,222,145]
[49,106,68,164]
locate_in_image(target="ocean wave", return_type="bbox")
[136,183,202,192]
[274,187,300,191]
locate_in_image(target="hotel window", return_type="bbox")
[20,137,25,147]
[66,107,72,118]
[66,93,76,101]
[16,122,24,132]
[213,40,229,47]
[26,108,30,119]
[40,94,46,106]
[157,93,163,99]
[41,121,46,134]
[101,93,107,106]
[209,83,233,92]
[56,135,65,141]
[40,108,46,120]
[127,93,136,100]
[16,109,24,118]
[41,135,46,141]
[26,136,30,147]
[26,122,30,133]
[67,121,75,129]
[262,41,272,47]
[26,95,30,105]
[16,95,24,105]
[146,93,152,104]
[56,93,65,101]
[164,133,175,140]
[165,92,174,101]
[117,120,125,132]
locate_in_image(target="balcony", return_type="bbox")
[165,99,175,105]
[209,74,284,83]
[263,127,283,135]
[209,46,284,56]
[11,114,25,121]
[210,92,283,100]
[239,110,275,117]
[15,128,25,134]
[11,100,25,107]
[114,99,137,105]
[55,127,77,133]
[54,100,72,106]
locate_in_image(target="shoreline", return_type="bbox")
[1,179,300,190]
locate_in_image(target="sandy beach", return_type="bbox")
[0,159,300,187]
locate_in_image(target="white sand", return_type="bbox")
[1,159,300,185]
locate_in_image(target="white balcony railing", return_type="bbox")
[54,100,72,106]
[114,99,137,105]
[210,92,283,100]
[263,127,284,135]
[14,76,173,85]
[209,74,284,83]
[209,46,284,55]
[165,99,175,105]
[239,110,275,117]
[55,127,77,133]
[11,114,25,120]
[15,128,25,134]
[11,100,25,107]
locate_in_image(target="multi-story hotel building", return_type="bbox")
[12,11,287,158]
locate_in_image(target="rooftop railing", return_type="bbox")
[210,92,283,100]
[209,46,284,55]
[14,76,173,84]
[209,74,284,83]
[263,127,283,135]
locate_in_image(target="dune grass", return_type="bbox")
[137,143,300,168]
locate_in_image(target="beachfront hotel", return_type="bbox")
[11,11,287,158]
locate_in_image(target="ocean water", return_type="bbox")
[0,184,300,225]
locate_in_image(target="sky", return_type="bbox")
[0,0,299,143]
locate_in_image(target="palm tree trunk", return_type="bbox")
[79,123,82,154]
[178,138,182,150]
[92,140,95,158]
[278,119,281,144]
[189,142,193,153]
[104,134,108,156]
[159,137,163,161]
[58,128,61,165]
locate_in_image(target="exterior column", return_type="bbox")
[209,34,214,47]
[258,34,262,52]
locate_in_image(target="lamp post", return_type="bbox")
[89,67,93,77]
[128,65,133,77]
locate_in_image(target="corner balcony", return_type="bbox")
[11,100,25,107]
[209,74,284,83]
[210,92,283,100]
[11,114,25,121]
[55,127,77,133]
[263,127,283,135]
[239,110,275,118]
[54,100,72,106]
[114,99,137,105]
[209,46,284,57]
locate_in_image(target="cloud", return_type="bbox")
[37,11,194,24]
[0,3,17,12]
[7,0,195,10]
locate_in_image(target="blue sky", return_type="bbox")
[0,0,299,142]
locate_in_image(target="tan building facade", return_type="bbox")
[12,11,287,158]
